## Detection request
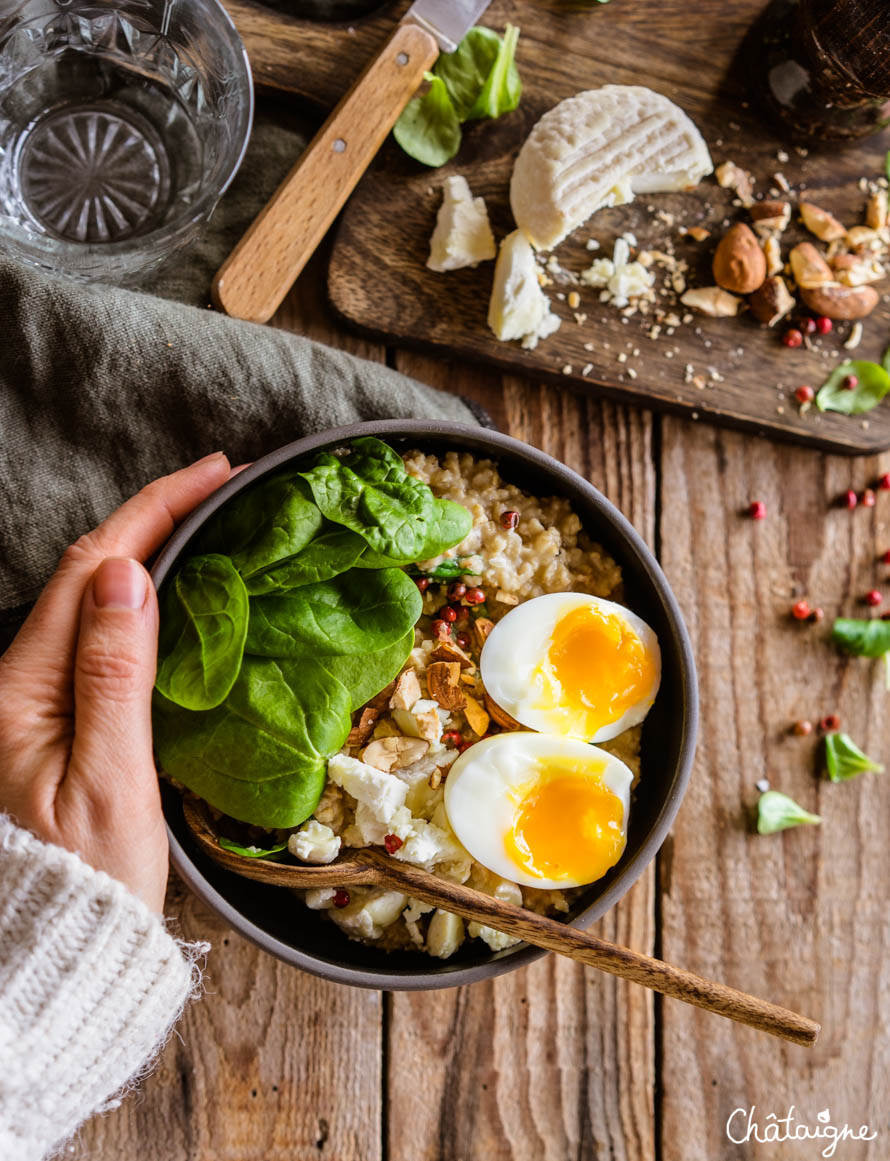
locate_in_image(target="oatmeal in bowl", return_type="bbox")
[153,422,696,989]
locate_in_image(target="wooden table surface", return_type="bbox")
[75,243,889,1160]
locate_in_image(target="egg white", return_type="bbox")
[443,732,632,889]
[480,592,661,743]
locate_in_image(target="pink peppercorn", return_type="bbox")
[332,890,350,908]
[815,316,832,335]
[881,549,890,565]
[793,720,813,737]
[749,501,767,520]
[842,490,858,509]
[383,834,403,855]
[795,385,814,404]
[439,605,458,623]
[865,589,883,607]
[432,619,452,640]
[456,631,471,649]
[842,374,859,391]
[464,587,486,605]
[810,607,825,622]
[499,510,520,530]
[879,473,890,491]
[801,317,817,336]
[447,581,467,600]
[792,599,811,620]
[782,328,803,348]
[862,488,877,508]
[820,714,841,732]
[415,576,430,592]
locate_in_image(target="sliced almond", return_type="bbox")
[800,283,879,320]
[748,276,795,327]
[483,691,523,730]
[372,719,401,740]
[866,190,888,231]
[389,669,421,711]
[679,286,741,317]
[346,707,379,746]
[428,767,443,790]
[463,694,490,737]
[799,202,846,242]
[413,707,442,742]
[427,661,466,710]
[494,590,519,606]
[430,639,475,670]
[471,617,495,650]
[361,735,429,772]
[762,235,783,277]
[832,254,884,287]
[789,242,834,289]
[715,160,755,207]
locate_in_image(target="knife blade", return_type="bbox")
[403,0,493,54]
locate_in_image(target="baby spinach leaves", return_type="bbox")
[816,360,890,415]
[218,837,288,859]
[832,616,890,685]
[393,25,522,167]
[246,569,422,658]
[155,555,249,711]
[153,437,470,829]
[756,790,821,834]
[824,732,884,782]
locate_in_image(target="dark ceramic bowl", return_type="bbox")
[154,421,698,989]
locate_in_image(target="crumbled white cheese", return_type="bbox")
[329,888,408,941]
[581,235,655,307]
[304,887,337,910]
[487,229,561,349]
[288,820,341,865]
[327,753,408,823]
[467,877,524,951]
[427,910,466,959]
[427,175,496,272]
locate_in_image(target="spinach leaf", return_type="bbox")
[435,27,504,121]
[218,837,288,859]
[756,790,821,834]
[341,436,408,482]
[357,498,472,567]
[466,24,521,120]
[824,732,884,782]
[245,529,366,594]
[317,628,415,710]
[246,568,422,658]
[815,360,890,415]
[199,470,323,579]
[153,657,352,828]
[408,558,470,580]
[393,72,462,168]
[155,554,249,711]
[832,616,890,685]
[299,450,434,562]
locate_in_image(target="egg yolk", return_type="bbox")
[504,760,626,884]
[544,604,655,735]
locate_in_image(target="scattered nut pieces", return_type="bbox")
[716,160,755,207]
[471,617,495,650]
[686,226,711,241]
[832,254,884,287]
[430,640,475,669]
[427,661,466,710]
[389,669,421,711]
[680,286,742,317]
[750,199,791,236]
[748,276,796,326]
[361,735,430,772]
[494,589,519,605]
[799,202,846,242]
[762,234,783,277]
[800,283,880,320]
[483,690,523,730]
[846,226,883,254]
[347,707,380,746]
[789,242,835,289]
[463,694,490,737]
[866,190,888,231]
[713,222,767,293]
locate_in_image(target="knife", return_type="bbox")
[212,0,492,324]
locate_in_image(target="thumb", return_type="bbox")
[71,557,159,782]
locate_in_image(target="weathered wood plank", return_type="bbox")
[657,417,890,1161]
[387,352,657,1161]
[74,259,386,1161]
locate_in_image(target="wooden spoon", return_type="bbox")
[183,799,819,1046]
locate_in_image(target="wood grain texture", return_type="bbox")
[657,419,890,1158]
[318,0,890,454]
[388,349,658,1161]
[213,21,439,323]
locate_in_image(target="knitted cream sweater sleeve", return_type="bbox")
[0,815,206,1160]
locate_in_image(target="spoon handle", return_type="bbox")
[367,855,820,1046]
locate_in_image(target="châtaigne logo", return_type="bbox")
[725,1105,878,1157]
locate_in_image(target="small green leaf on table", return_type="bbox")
[815,360,890,415]
[832,616,890,687]
[756,790,821,834]
[824,732,884,782]
[466,24,522,120]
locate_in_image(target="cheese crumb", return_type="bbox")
[427,175,496,272]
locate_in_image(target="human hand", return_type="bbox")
[0,453,232,913]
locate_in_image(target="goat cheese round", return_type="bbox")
[510,85,713,250]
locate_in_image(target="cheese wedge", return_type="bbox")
[427,176,496,272]
[487,229,561,349]
[511,86,713,250]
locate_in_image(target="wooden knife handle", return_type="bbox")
[212,20,438,323]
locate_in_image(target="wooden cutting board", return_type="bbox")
[226,0,890,455]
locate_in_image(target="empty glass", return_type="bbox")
[0,0,254,283]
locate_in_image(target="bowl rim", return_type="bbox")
[155,420,698,990]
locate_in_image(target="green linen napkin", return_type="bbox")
[0,109,484,629]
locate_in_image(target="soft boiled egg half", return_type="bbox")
[480,593,661,744]
[444,733,633,888]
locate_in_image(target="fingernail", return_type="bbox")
[194,451,226,465]
[93,558,147,610]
